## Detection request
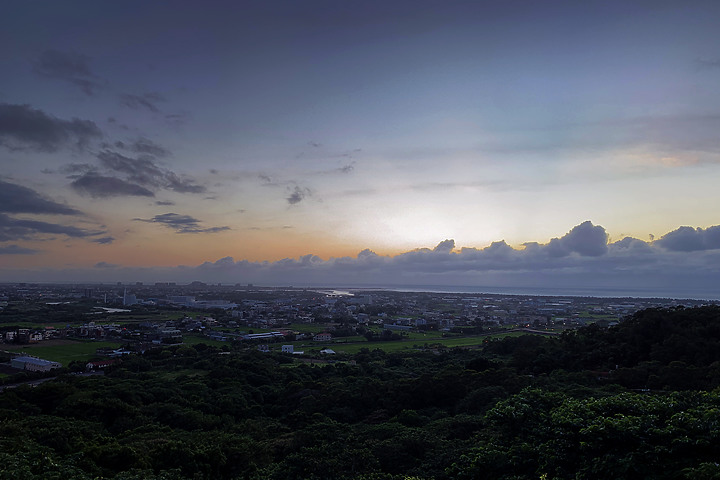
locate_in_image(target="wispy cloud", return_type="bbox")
[33,49,106,95]
[0,244,39,255]
[67,147,205,198]
[134,213,230,234]
[0,103,102,152]
[0,213,103,242]
[92,236,115,245]
[94,261,119,268]
[0,179,81,215]
[70,174,155,198]
[96,150,206,194]
[119,92,165,113]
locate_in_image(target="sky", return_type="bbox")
[1,0,720,296]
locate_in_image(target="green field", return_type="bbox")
[3,340,121,366]
[278,330,531,355]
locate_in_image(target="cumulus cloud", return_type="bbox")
[119,92,165,113]
[134,213,230,234]
[8,221,720,298]
[33,49,105,95]
[546,221,608,257]
[71,174,155,198]
[0,179,81,215]
[655,225,720,252]
[160,221,716,297]
[433,239,455,253]
[0,103,102,152]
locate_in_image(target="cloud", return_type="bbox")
[287,186,311,205]
[433,239,455,253]
[165,112,191,128]
[70,174,155,198]
[0,213,102,242]
[0,103,102,152]
[155,200,175,206]
[33,49,105,95]
[338,163,355,174]
[545,221,608,257]
[95,150,206,194]
[8,221,720,298]
[94,261,119,268]
[0,179,81,215]
[0,244,39,255]
[696,58,720,70]
[113,137,171,157]
[92,236,115,245]
[133,138,170,157]
[655,225,720,252]
[134,213,230,234]
[119,92,165,113]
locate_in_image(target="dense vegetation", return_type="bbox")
[2,306,720,479]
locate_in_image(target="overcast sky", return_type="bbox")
[2,0,720,296]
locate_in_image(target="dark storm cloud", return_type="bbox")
[119,92,165,113]
[70,174,155,198]
[0,245,39,255]
[134,213,230,234]
[655,225,720,252]
[0,179,81,215]
[33,49,105,95]
[0,213,102,241]
[0,103,102,152]
[287,186,311,205]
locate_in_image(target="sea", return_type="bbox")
[304,284,720,301]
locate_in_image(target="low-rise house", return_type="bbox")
[313,332,332,342]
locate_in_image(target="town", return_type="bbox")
[1,281,715,375]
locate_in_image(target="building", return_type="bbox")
[313,332,333,342]
[11,356,62,372]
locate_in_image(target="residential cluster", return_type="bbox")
[0,282,716,374]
